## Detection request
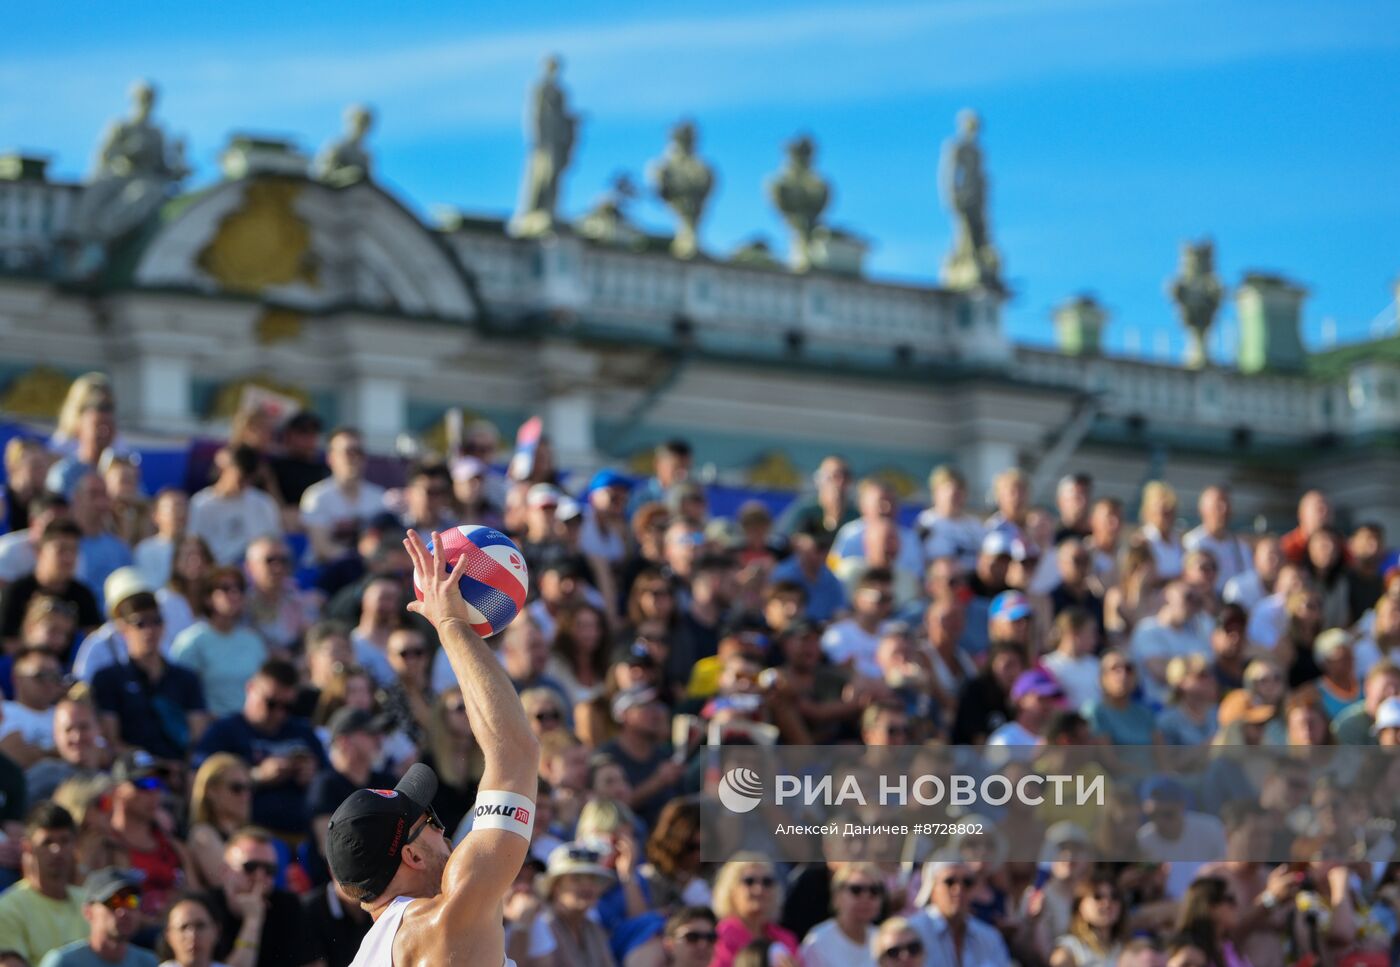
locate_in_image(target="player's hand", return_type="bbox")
[404,530,473,630]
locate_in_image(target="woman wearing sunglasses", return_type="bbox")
[712,854,800,967]
[1048,873,1128,967]
[801,862,886,967]
[186,754,253,890]
[1175,876,1252,967]
[872,917,926,967]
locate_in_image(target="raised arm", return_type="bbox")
[403,531,538,903]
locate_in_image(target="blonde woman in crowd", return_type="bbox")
[801,862,886,967]
[712,853,800,967]
[185,754,252,889]
[1138,480,1183,581]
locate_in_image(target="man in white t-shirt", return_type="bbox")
[300,427,386,562]
[189,445,282,565]
[987,668,1065,756]
[1182,485,1252,592]
[1129,581,1210,706]
[0,493,68,585]
[1223,536,1282,612]
[821,567,895,679]
[1135,778,1227,899]
[0,647,66,766]
[916,466,985,572]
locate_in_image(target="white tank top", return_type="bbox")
[347,896,515,967]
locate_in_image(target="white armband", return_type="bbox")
[471,790,536,841]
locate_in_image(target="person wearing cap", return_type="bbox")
[597,687,682,828]
[987,590,1035,651]
[323,530,537,967]
[578,469,632,566]
[1370,695,1400,746]
[107,752,188,920]
[299,428,385,564]
[309,709,395,872]
[269,410,329,510]
[1135,778,1227,899]
[0,646,65,766]
[987,667,1066,752]
[201,828,319,967]
[1333,659,1400,745]
[69,567,159,684]
[92,587,207,761]
[38,868,156,967]
[0,520,102,652]
[627,440,693,519]
[0,804,87,965]
[534,841,617,966]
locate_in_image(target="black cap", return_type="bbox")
[777,617,822,640]
[326,764,439,900]
[283,410,323,433]
[614,641,656,668]
[111,751,162,785]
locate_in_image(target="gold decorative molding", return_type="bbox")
[872,466,919,500]
[0,367,74,420]
[421,409,485,458]
[747,450,802,491]
[627,449,657,477]
[254,307,304,345]
[210,376,310,420]
[197,179,318,294]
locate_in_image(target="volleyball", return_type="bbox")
[414,525,530,637]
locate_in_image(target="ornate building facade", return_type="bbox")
[2,77,1398,531]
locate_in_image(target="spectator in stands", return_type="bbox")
[1157,655,1219,745]
[188,446,281,567]
[40,868,156,967]
[536,841,617,967]
[1048,539,1105,635]
[964,530,1020,657]
[987,468,1032,543]
[132,489,187,591]
[45,392,118,501]
[299,428,385,564]
[1103,543,1161,647]
[1373,696,1400,746]
[157,894,223,967]
[1130,581,1210,706]
[988,668,1066,749]
[629,440,694,517]
[1085,497,1124,590]
[1084,650,1160,745]
[666,482,709,531]
[546,605,609,709]
[712,854,799,967]
[186,754,253,891]
[2,438,51,535]
[103,455,149,549]
[171,568,268,717]
[822,567,894,679]
[908,860,1011,967]
[1047,872,1129,967]
[1346,523,1386,622]
[950,639,1026,744]
[801,861,884,967]
[666,553,734,686]
[1041,608,1101,709]
[528,558,590,644]
[1304,526,1353,630]
[70,567,158,683]
[1281,489,1332,564]
[871,917,926,967]
[1223,536,1281,611]
[243,537,314,655]
[830,479,922,580]
[915,466,984,571]
[269,411,328,511]
[769,532,845,624]
[1208,604,1250,694]
[1334,658,1400,744]
[1053,474,1093,543]
[1179,550,1224,623]
[26,697,104,801]
[307,707,393,869]
[348,574,403,687]
[202,828,320,967]
[1,646,65,766]
[108,753,189,921]
[1138,481,1183,581]
[579,470,633,567]
[779,456,856,547]
[1298,629,1360,722]
[599,687,682,827]
[396,462,454,545]
[158,535,214,648]
[1244,561,1307,652]
[1275,584,1325,687]
[0,493,69,588]
[987,590,1035,654]
[1172,876,1248,967]
[92,589,207,760]
[300,880,371,967]
[195,661,325,837]
[1137,782,1227,898]
[0,520,101,651]
[0,804,86,966]
[1182,486,1251,592]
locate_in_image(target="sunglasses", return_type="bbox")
[133,776,166,793]
[565,846,603,864]
[844,883,884,898]
[126,613,165,630]
[742,875,776,889]
[881,940,924,961]
[404,810,445,848]
[21,670,64,684]
[674,930,718,944]
[214,584,244,595]
[104,891,141,911]
[261,696,295,712]
[534,710,562,723]
[394,648,427,660]
[942,876,976,888]
[241,860,278,877]
[339,447,366,458]
[222,781,251,795]
[261,555,291,566]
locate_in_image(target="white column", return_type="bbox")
[134,354,193,431]
[960,439,1020,508]
[345,375,406,452]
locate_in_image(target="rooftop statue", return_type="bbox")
[511,54,579,238]
[1169,239,1225,369]
[940,109,1002,291]
[650,120,714,259]
[69,80,188,269]
[316,104,374,186]
[576,172,642,247]
[768,135,829,272]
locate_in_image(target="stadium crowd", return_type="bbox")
[0,372,1399,967]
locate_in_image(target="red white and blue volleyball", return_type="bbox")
[414,525,529,637]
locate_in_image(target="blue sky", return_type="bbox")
[5,0,1399,359]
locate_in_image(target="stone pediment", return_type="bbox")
[132,174,477,321]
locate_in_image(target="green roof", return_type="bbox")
[1307,336,1400,379]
